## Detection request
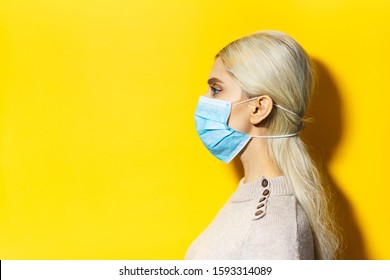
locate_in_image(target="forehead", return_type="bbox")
[208,57,235,84]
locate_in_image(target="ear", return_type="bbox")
[249,95,273,125]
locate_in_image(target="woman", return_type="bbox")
[186,31,339,260]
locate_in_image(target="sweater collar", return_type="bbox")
[229,175,294,203]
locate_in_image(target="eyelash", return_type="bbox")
[211,86,221,95]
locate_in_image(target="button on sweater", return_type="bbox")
[185,176,315,259]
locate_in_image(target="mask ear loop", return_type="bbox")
[251,131,300,139]
[232,97,258,106]
[233,97,302,120]
[233,97,301,116]
[274,103,302,119]
[232,97,305,139]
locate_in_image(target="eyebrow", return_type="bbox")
[207,77,224,85]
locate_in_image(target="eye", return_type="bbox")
[211,86,221,95]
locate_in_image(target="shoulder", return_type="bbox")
[241,195,314,259]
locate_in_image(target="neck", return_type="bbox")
[239,138,283,183]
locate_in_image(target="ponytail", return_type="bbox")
[269,137,340,259]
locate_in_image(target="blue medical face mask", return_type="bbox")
[194,95,301,163]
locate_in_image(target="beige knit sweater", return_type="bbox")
[185,176,314,259]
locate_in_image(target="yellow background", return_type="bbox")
[0,0,389,259]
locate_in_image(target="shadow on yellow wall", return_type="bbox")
[231,60,367,259]
[306,60,367,259]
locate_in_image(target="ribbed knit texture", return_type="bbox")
[185,176,314,260]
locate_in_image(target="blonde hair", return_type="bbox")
[217,30,340,259]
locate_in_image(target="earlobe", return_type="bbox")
[250,95,273,125]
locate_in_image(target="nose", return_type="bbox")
[204,91,213,98]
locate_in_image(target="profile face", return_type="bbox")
[206,57,254,134]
